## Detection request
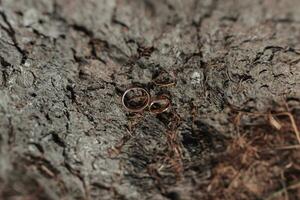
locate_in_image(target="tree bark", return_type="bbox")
[0,0,299,199]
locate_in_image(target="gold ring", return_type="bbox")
[122,87,150,112]
[149,95,171,114]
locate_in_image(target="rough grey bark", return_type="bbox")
[0,0,299,200]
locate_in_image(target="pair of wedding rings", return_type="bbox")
[122,87,171,114]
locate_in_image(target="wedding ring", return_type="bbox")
[149,95,171,114]
[122,87,150,112]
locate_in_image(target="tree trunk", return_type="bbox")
[0,0,299,199]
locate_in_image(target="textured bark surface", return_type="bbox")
[0,0,300,199]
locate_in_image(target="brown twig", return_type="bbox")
[234,111,300,145]
[264,181,300,200]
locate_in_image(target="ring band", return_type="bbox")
[149,95,171,114]
[122,87,150,112]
